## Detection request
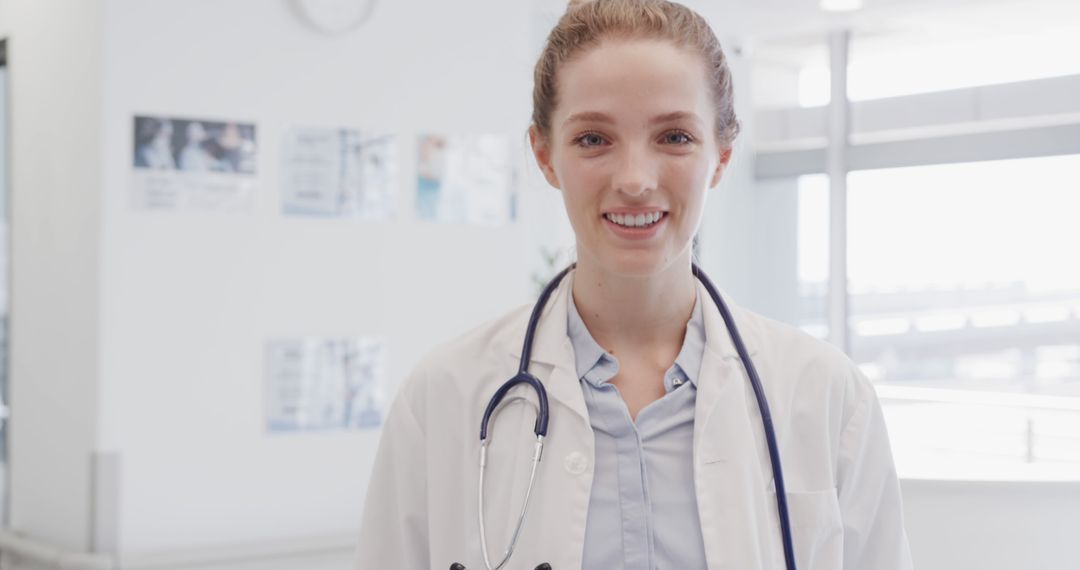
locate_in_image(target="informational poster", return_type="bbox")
[282,128,397,219]
[131,115,257,213]
[416,134,516,226]
[264,337,388,432]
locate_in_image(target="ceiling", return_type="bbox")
[680,0,1080,65]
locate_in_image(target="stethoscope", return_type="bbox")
[451,263,797,570]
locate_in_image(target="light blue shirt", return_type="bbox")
[567,293,709,569]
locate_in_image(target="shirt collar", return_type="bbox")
[565,293,612,384]
[673,294,706,384]
[566,289,706,389]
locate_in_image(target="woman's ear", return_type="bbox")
[709,146,734,189]
[529,125,562,190]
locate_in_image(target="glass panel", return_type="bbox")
[847,155,1080,479]
[847,23,1080,101]
[797,174,829,340]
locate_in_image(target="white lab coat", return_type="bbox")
[355,271,913,569]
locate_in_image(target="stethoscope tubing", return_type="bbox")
[477,262,572,441]
[463,263,797,570]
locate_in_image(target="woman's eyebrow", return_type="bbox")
[563,111,615,127]
[649,111,703,127]
[562,110,703,127]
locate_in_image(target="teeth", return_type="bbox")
[605,212,664,228]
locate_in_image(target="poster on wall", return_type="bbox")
[131,115,257,213]
[282,128,397,219]
[416,134,517,226]
[265,337,388,432]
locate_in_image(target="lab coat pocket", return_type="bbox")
[770,488,843,570]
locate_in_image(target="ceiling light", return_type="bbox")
[820,0,863,12]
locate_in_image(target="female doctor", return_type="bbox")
[355,0,913,568]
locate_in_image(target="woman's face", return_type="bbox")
[531,38,732,277]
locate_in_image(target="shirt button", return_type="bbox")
[564,451,588,475]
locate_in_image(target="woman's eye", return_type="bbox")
[663,131,693,145]
[575,133,605,147]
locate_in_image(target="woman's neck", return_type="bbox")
[571,251,697,352]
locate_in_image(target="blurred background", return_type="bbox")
[0,0,1078,568]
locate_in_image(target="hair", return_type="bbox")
[531,0,740,147]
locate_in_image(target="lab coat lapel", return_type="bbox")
[693,282,776,569]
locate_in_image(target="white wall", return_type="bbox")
[902,479,1080,570]
[96,0,570,556]
[700,41,802,324]
[3,0,106,552]
[85,0,774,556]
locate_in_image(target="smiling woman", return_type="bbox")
[355,1,913,569]
[530,37,729,280]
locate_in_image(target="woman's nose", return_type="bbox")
[612,143,658,197]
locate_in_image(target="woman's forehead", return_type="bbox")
[561,110,707,131]
[554,38,713,127]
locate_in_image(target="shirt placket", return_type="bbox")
[600,381,654,570]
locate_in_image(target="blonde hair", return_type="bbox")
[532,0,740,147]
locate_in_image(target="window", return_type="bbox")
[757,8,1080,479]
[796,174,829,340]
[846,156,1080,479]
[796,157,1080,479]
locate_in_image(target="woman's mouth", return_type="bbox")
[603,211,666,229]
[602,211,667,239]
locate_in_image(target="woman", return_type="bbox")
[356,1,912,568]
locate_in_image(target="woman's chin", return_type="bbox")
[591,249,684,278]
